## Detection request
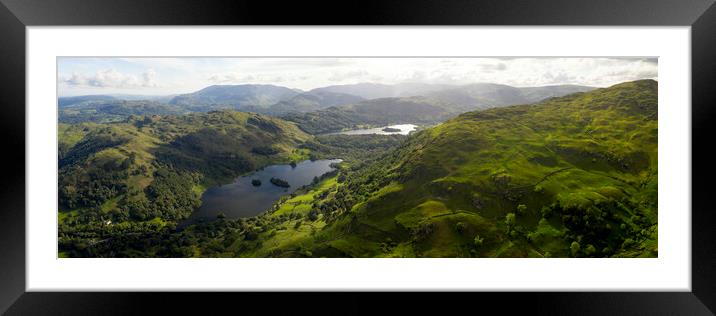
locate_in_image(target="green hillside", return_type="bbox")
[59,99,188,123]
[58,79,658,258]
[283,85,594,134]
[168,84,300,110]
[252,91,365,115]
[283,96,460,134]
[182,79,657,258]
[58,110,313,256]
[56,83,593,126]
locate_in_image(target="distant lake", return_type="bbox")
[181,159,342,226]
[335,124,417,135]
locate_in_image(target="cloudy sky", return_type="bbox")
[57,57,657,97]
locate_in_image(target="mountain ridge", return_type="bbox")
[283,83,596,134]
[56,79,658,258]
[168,84,302,110]
[221,79,658,258]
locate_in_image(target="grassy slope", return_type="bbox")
[240,80,658,258]
[59,80,658,258]
[61,110,311,208]
[58,111,313,256]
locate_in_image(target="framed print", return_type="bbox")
[1,0,715,314]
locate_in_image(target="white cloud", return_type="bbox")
[207,73,247,83]
[59,57,658,96]
[142,68,157,87]
[207,73,290,84]
[327,70,370,82]
[60,68,158,89]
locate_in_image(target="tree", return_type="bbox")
[505,213,516,229]
[307,209,319,221]
[526,232,536,242]
[570,241,581,257]
[270,177,290,188]
[517,204,527,215]
[455,222,467,234]
[473,235,484,247]
[244,230,259,241]
[413,222,436,241]
[585,244,596,256]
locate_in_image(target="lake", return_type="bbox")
[336,124,417,135]
[181,159,342,226]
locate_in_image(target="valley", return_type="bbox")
[57,78,657,258]
[181,158,341,226]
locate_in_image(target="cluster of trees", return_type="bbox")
[310,185,356,222]
[59,128,131,167]
[59,219,173,257]
[59,163,129,209]
[270,177,290,188]
[58,162,205,256]
[140,166,202,220]
[155,130,256,182]
[156,212,314,257]
[496,197,655,258]
[301,134,405,163]
[251,146,279,156]
[59,100,185,124]
[298,142,406,226]
[282,97,454,134]
[104,166,203,222]
[58,126,138,209]
[282,109,359,134]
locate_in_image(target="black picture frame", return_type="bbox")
[1,0,714,314]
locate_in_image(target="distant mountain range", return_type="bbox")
[58,94,117,108]
[309,82,456,99]
[282,83,595,133]
[58,94,174,108]
[282,97,460,134]
[168,84,301,110]
[58,99,187,124]
[57,79,657,258]
[58,82,596,126]
[425,83,594,110]
[243,90,366,115]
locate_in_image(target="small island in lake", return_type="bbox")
[270,177,290,188]
[381,127,401,132]
[251,179,261,186]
